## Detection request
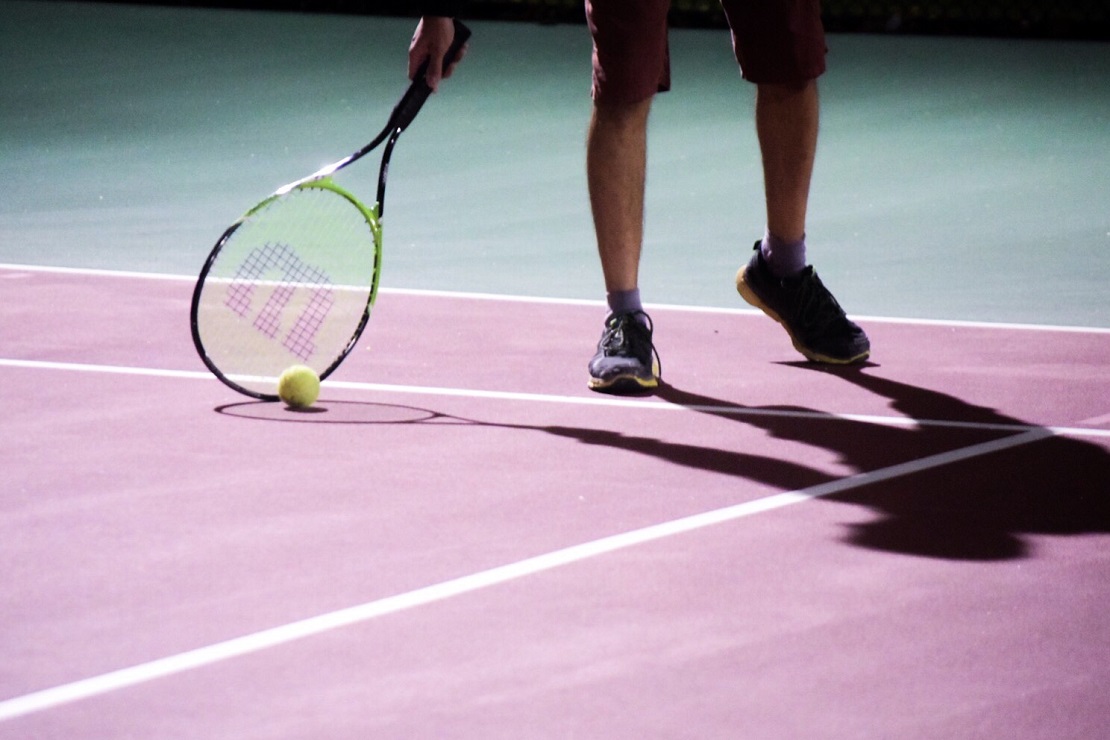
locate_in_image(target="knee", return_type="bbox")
[757,79,817,102]
[593,97,653,130]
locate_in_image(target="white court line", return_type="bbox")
[2,357,1108,439]
[2,261,1108,333]
[1079,411,1110,427]
[0,426,1057,722]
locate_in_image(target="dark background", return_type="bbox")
[44,0,1110,40]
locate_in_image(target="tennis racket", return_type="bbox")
[190,20,471,400]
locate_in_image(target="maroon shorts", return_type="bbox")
[586,0,827,103]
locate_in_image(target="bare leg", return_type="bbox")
[756,79,819,243]
[585,97,660,393]
[586,97,652,293]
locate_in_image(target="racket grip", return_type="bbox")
[392,19,472,133]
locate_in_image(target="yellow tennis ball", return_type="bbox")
[277,365,320,409]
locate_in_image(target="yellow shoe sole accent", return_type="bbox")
[587,359,661,394]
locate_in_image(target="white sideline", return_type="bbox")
[0,427,1056,721]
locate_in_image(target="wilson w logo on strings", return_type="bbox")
[224,242,335,362]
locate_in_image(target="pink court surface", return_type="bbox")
[2,264,1109,738]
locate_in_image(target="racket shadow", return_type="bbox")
[210,399,825,491]
[214,399,440,425]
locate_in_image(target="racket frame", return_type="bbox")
[190,178,383,400]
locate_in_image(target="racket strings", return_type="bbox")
[194,184,379,394]
[283,280,336,361]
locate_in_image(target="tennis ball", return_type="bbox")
[277,365,320,409]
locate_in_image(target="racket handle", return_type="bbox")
[392,19,472,133]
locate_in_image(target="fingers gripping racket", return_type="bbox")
[191,20,471,400]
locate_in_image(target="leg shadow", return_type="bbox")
[657,370,1110,560]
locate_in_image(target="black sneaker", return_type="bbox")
[736,242,870,364]
[588,310,660,394]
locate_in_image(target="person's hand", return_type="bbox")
[408,17,467,92]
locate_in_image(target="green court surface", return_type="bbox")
[2,0,1108,326]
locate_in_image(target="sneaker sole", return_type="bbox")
[588,374,658,394]
[736,266,870,365]
[587,359,661,395]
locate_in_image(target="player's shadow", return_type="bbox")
[214,370,1110,561]
[650,368,1110,560]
